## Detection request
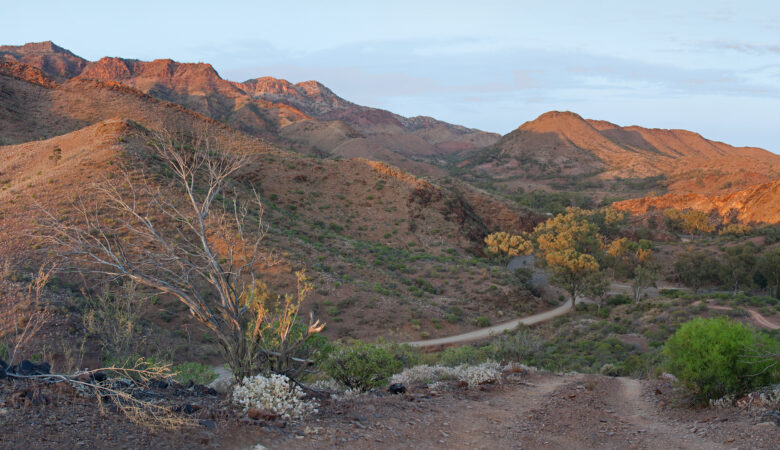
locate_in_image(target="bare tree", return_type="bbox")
[43,128,323,380]
[1,263,54,365]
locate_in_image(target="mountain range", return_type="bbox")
[1,41,497,176]
[2,41,779,224]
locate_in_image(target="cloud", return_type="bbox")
[195,36,779,148]
[704,41,780,54]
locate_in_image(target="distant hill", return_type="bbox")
[464,111,780,195]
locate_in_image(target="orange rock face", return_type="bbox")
[613,179,780,224]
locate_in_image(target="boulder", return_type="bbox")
[208,367,234,395]
[387,383,407,394]
[9,360,51,376]
[248,408,278,421]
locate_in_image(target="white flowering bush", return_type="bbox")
[459,362,502,386]
[332,387,363,402]
[232,373,318,420]
[390,362,501,387]
[710,385,780,410]
[307,378,364,402]
[308,378,343,392]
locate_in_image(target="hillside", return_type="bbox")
[0,65,543,342]
[463,111,780,195]
[613,178,780,224]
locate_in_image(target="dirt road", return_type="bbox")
[707,304,780,330]
[407,300,574,347]
[409,281,778,348]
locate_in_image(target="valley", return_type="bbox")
[1,39,779,449]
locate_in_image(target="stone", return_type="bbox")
[387,383,406,395]
[208,373,234,395]
[194,384,218,396]
[248,408,279,421]
[199,419,217,429]
[176,403,201,415]
[150,379,169,389]
[10,360,51,376]
[91,371,107,383]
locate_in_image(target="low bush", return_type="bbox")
[389,362,501,387]
[599,363,620,376]
[486,328,545,363]
[439,345,488,367]
[663,317,779,402]
[607,294,632,306]
[173,362,217,385]
[379,341,423,368]
[473,316,491,327]
[322,341,402,391]
[232,373,318,420]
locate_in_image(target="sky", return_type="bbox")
[2,0,780,151]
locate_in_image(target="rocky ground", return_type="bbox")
[1,368,778,449]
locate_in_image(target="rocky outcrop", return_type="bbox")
[613,179,780,224]
[0,41,87,80]
[0,61,57,88]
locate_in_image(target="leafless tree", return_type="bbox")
[0,263,54,365]
[42,127,323,380]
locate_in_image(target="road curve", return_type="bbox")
[407,300,574,348]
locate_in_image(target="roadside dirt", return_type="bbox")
[266,372,778,449]
[2,369,777,449]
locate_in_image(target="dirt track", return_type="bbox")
[268,372,778,449]
[407,301,573,347]
[409,282,779,348]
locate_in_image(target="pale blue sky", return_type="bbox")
[2,1,779,151]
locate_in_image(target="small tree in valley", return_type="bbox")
[484,231,533,260]
[534,208,603,311]
[758,247,780,298]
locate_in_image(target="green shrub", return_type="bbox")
[599,363,620,376]
[173,361,217,385]
[473,316,491,327]
[486,328,544,363]
[607,294,631,306]
[659,289,682,298]
[322,341,402,391]
[380,341,423,368]
[663,317,779,402]
[438,345,488,367]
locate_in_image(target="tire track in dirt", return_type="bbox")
[706,304,780,330]
[613,377,727,450]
